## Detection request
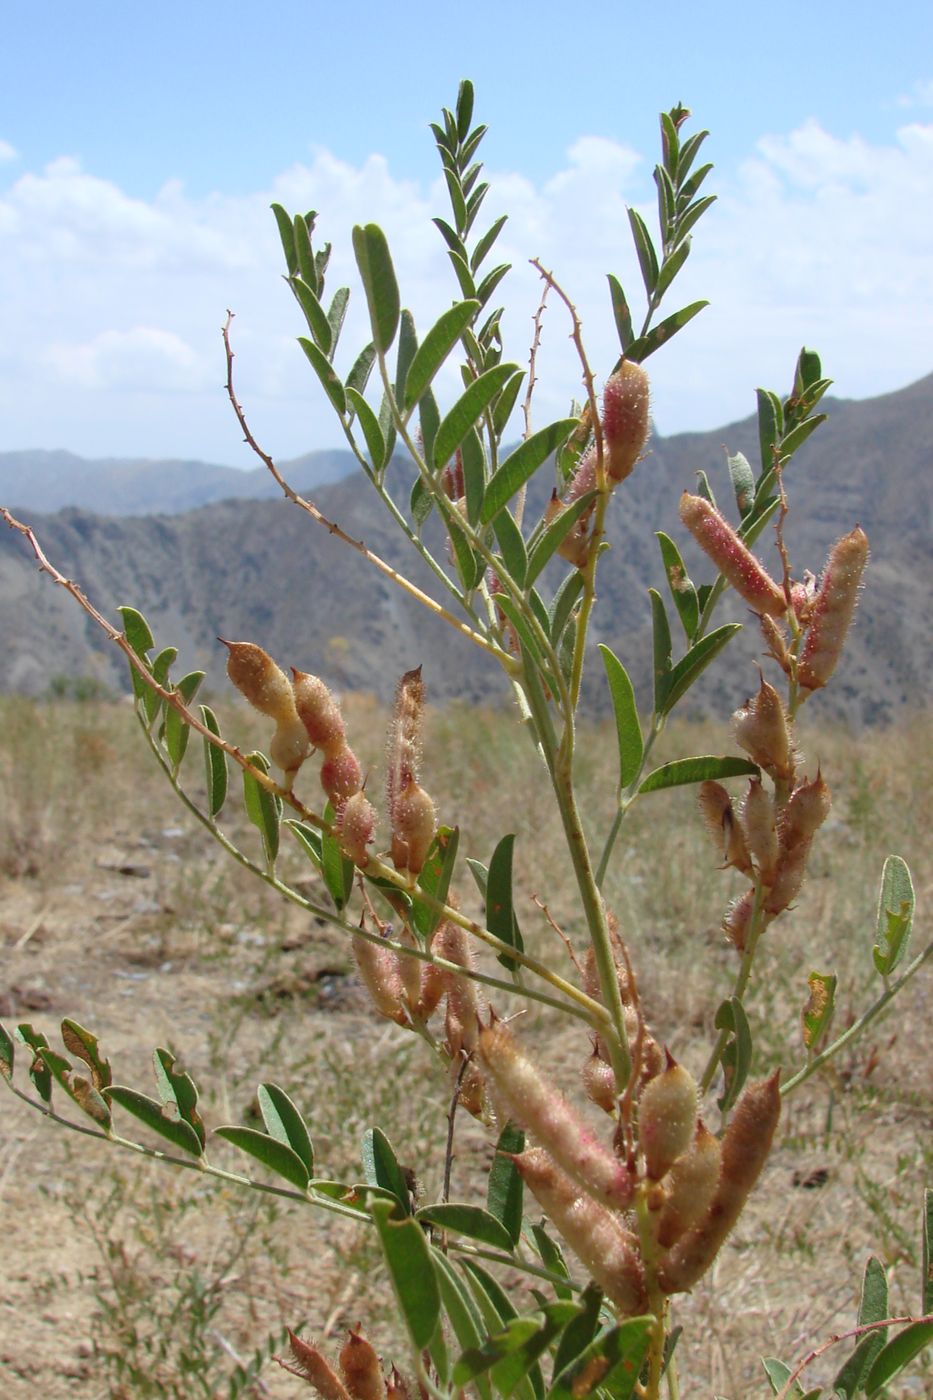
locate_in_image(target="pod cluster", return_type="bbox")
[283,1326,411,1400]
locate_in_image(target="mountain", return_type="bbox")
[0,447,358,516]
[1,374,930,726]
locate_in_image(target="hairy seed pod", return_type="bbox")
[221,641,310,784]
[437,920,484,1058]
[514,1149,647,1315]
[698,781,752,875]
[339,1329,383,1400]
[458,1060,487,1118]
[292,670,346,754]
[657,1121,722,1248]
[732,677,795,783]
[764,839,811,916]
[789,574,817,625]
[679,493,787,617]
[583,1044,618,1114]
[352,933,406,1025]
[739,778,779,886]
[395,925,423,1011]
[722,888,761,952]
[478,1021,634,1209]
[637,1053,699,1181]
[658,1071,781,1293]
[339,791,376,867]
[385,1367,411,1400]
[321,743,363,809]
[286,1331,353,1400]
[779,772,831,852]
[797,527,869,692]
[759,614,792,674]
[269,715,313,787]
[602,361,651,483]
[390,780,436,875]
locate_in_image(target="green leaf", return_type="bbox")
[455,1306,579,1396]
[626,301,709,362]
[200,704,227,817]
[346,387,387,473]
[639,754,759,796]
[163,670,204,771]
[327,286,350,356]
[598,645,643,790]
[833,1256,888,1397]
[529,1223,572,1298]
[293,212,318,291]
[872,855,914,976]
[434,363,517,471]
[418,385,441,466]
[106,1085,203,1156]
[660,623,743,715]
[271,202,298,276]
[352,223,400,353]
[447,516,483,592]
[417,1203,514,1252]
[676,193,716,239]
[482,419,578,524]
[402,300,479,412]
[486,833,524,972]
[144,645,175,724]
[757,388,783,474]
[118,605,154,658]
[461,424,486,525]
[547,1317,653,1400]
[549,569,585,646]
[487,1120,525,1246]
[801,970,837,1052]
[371,1198,440,1351]
[475,262,510,312]
[493,509,528,586]
[491,368,525,440]
[291,276,333,355]
[863,1320,933,1395]
[649,588,672,713]
[780,414,827,460]
[15,1023,52,1102]
[552,1284,603,1380]
[728,451,757,517]
[526,492,595,585]
[471,214,508,273]
[39,1047,112,1128]
[607,274,634,353]
[762,1358,804,1396]
[456,79,474,139]
[299,337,347,416]
[432,1250,491,1400]
[257,1083,314,1177]
[242,752,281,865]
[320,800,354,911]
[362,1126,412,1216]
[346,342,376,397]
[656,531,699,641]
[0,1020,13,1081]
[715,996,753,1113]
[61,1018,112,1090]
[627,208,658,295]
[654,235,691,301]
[411,825,460,941]
[153,1046,205,1148]
[214,1125,310,1189]
[394,308,418,408]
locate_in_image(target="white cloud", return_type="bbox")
[0,139,17,163]
[896,78,933,108]
[0,120,931,464]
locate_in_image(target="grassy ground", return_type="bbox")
[0,694,930,1398]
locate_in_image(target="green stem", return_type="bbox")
[781,941,933,1096]
[595,717,664,887]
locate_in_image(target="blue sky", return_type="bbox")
[2,1,931,466]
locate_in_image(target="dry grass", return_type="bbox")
[0,695,930,1398]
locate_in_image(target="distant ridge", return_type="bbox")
[1,372,930,726]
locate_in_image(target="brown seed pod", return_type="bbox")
[698,780,752,874]
[602,361,651,483]
[351,932,406,1025]
[513,1148,647,1315]
[292,670,346,754]
[583,1043,618,1115]
[637,1053,699,1181]
[658,1070,781,1293]
[478,1020,634,1210]
[338,791,376,867]
[764,839,811,916]
[732,676,795,783]
[656,1121,722,1248]
[284,1331,353,1400]
[222,640,294,720]
[779,773,831,852]
[797,527,869,692]
[739,778,779,886]
[723,887,758,952]
[339,1329,384,1400]
[679,493,787,618]
[390,780,436,876]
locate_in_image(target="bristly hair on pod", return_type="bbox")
[797,526,869,692]
[386,667,435,875]
[732,675,796,783]
[601,361,651,484]
[679,493,788,617]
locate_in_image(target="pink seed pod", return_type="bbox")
[514,1149,647,1315]
[390,780,436,876]
[732,677,795,783]
[797,527,869,692]
[583,1043,618,1115]
[338,1329,384,1400]
[658,1071,781,1294]
[723,887,758,952]
[779,773,831,853]
[292,670,346,755]
[657,1120,722,1248]
[321,743,363,810]
[698,781,752,875]
[351,932,406,1025]
[789,572,817,625]
[478,1020,634,1210]
[679,493,788,618]
[637,1053,699,1181]
[602,361,651,483]
[222,640,294,720]
[739,778,779,886]
[564,446,598,503]
[285,1331,353,1400]
[338,791,376,867]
